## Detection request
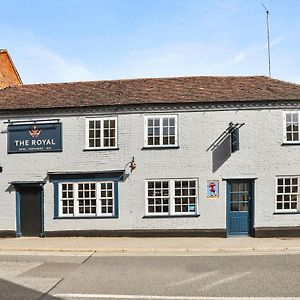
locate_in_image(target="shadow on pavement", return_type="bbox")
[0,277,62,300]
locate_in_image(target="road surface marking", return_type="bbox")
[200,272,251,291]
[54,294,300,299]
[166,271,218,287]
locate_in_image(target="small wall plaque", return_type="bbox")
[207,180,219,198]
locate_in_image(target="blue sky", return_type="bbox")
[1,0,300,84]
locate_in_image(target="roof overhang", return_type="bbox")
[47,170,125,181]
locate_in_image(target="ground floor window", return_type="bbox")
[276,177,299,212]
[59,181,115,217]
[146,179,198,216]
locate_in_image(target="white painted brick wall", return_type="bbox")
[0,107,299,232]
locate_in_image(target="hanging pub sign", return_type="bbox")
[8,123,62,153]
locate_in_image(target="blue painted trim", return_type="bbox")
[60,121,63,153]
[40,185,45,237]
[15,190,21,237]
[53,176,120,219]
[53,182,59,218]
[250,180,255,236]
[226,181,231,237]
[51,177,120,183]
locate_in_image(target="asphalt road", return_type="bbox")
[0,252,300,300]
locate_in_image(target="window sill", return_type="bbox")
[273,212,300,215]
[54,216,118,219]
[143,214,200,219]
[281,142,300,146]
[141,146,180,150]
[83,148,119,152]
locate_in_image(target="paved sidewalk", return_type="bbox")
[0,236,300,254]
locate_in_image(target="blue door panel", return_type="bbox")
[229,214,249,234]
[227,180,253,236]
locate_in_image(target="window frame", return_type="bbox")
[275,176,299,213]
[283,111,300,144]
[145,178,198,217]
[58,180,117,218]
[144,115,178,148]
[85,117,118,150]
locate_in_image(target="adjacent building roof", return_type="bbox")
[0,49,22,89]
[0,75,299,111]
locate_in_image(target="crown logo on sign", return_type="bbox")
[29,126,41,138]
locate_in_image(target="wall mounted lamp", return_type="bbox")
[129,156,136,172]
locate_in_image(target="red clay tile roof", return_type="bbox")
[0,76,299,111]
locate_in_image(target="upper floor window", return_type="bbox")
[146,179,198,216]
[85,117,117,149]
[284,112,299,143]
[144,115,178,147]
[276,177,299,212]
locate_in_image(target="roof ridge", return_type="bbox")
[11,75,270,87]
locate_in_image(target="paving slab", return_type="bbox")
[0,237,300,254]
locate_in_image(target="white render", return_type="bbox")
[0,103,300,235]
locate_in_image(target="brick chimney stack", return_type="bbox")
[0,49,22,89]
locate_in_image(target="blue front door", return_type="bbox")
[227,180,253,236]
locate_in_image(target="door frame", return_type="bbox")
[226,179,255,237]
[14,182,45,238]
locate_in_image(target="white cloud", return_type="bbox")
[0,27,94,84]
[23,44,94,83]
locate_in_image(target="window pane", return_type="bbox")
[239,183,248,192]
[240,202,248,211]
[146,116,176,146]
[293,133,299,140]
[231,202,239,211]
[77,182,97,215]
[231,193,239,201]
[231,183,239,192]
[148,137,154,145]
[60,183,74,215]
[169,137,175,145]
[277,178,283,185]
[147,181,169,214]
[276,177,299,211]
[293,113,298,122]
[88,119,116,148]
[173,180,197,214]
[89,121,94,128]
[99,181,114,215]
